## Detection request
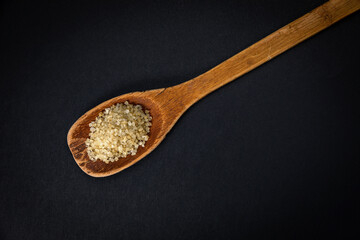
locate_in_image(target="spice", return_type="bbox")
[85,101,152,163]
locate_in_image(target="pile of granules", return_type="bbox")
[85,101,152,163]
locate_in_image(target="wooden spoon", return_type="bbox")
[68,0,359,177]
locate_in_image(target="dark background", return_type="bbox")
[1,0,359,239]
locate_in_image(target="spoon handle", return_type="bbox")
[165,0,359,107]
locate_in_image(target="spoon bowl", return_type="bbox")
[67,88,174,177]
[68,0,359,177]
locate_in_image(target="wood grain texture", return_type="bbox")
[67,0,359,177]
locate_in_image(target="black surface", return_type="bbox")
[1,0,359,239]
